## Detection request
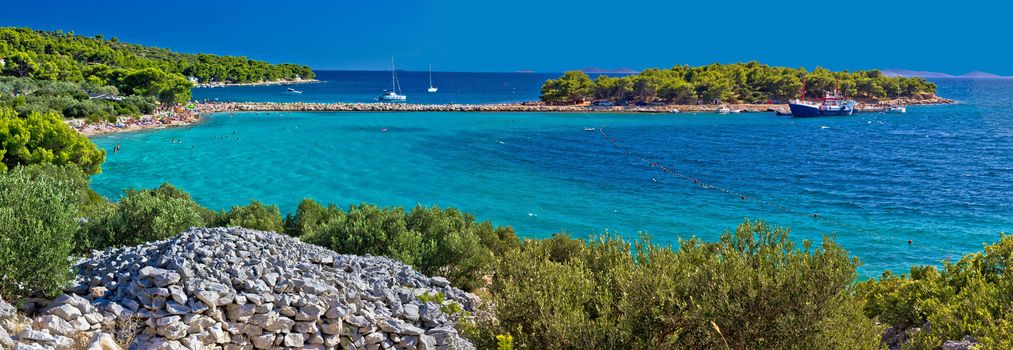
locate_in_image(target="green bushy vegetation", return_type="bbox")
[0,27,314,85]
[0,76,157,122]
[76,183,216,253]
[0,106,105,174]
[466,221,880,349]
[541,62,937,104]
[1,148,1008,348]
[856,235,1013,349]
[302,203,519,290]
[0,27,314,116]
[0,164,86,301]
[283,198,345,238]
[217,199,285,232]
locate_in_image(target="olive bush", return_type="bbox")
[78,183,215,252]
[218,199,285,232]
[304,203,519,290]
[0,164,85,300]
[857,234,1013,349]
[469,220,880,349]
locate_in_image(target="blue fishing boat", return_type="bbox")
[788,81,856,117]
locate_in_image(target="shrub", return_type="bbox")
[0,164,85,300]
[78,183,215,252]
[283,198,344,237]
[219,199,284,232]
[857,234,1013,348]
[306,204,519,290]
[0,107,105,175]
[306,203,408,256]
[469,220,880,349]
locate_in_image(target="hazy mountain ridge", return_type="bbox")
[883,69,1012,79]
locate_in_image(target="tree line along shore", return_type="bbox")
[0,27,314,124]
[3,28,1007,349]
[539,63,940,105]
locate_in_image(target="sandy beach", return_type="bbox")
[70,103,238,136]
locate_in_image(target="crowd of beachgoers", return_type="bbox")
[68,102,238,136]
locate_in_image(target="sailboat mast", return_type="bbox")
[429,64,432,86]
[391,57,395,91]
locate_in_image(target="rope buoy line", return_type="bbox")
[596,125,871,234]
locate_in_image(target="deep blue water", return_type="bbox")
[94,75,1012,277]
[192,70,560,104]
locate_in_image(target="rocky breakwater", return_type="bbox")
[228,102,595,113]
[1,227,477,349]
[227,102,780,113]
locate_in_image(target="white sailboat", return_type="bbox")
[378,57,407,102]
[427,64,438,93]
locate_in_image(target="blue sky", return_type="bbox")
[2,0,1009,74]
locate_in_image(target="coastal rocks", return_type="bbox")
[18,226,476,350]
[1,293,121,350]
[942,336,981,350]
[0,298,15,319]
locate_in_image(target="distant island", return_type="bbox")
[882,69,1013,79]
[541,63,943,105]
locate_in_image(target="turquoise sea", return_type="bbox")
[93,72,1011,277]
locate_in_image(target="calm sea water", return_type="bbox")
[94,75,1012,277]
[191,70,561,104]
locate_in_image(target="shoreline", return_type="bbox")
[192,78,320,88]
[223,96,953,114]
[72,103,237,137]
[78,96,955,137]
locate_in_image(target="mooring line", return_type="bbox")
[596,125,871,234]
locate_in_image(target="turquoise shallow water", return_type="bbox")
[92,78,1012,277]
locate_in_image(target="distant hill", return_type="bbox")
[959,71,1008,79]
[883,69,1012,79]
[580,67,640,74]
[882,69,955,78]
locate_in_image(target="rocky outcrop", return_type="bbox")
[3,227,476,349]
[941,336,980,350]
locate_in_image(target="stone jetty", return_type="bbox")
[1,227,477,349]
[218,95,952,114]
[225,102,778,113]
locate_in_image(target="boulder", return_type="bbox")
[942,336,981,350]
[86,333,122,350]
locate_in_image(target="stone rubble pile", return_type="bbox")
[2,227,477,350]
[1,293,119,350]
